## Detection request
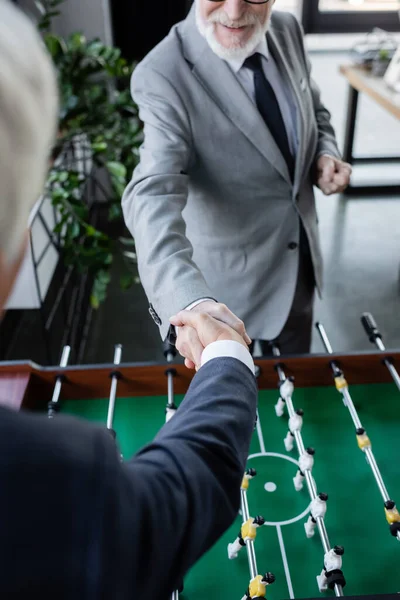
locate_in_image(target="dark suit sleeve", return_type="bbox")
[106,357,257,598]
[0,357,257,600]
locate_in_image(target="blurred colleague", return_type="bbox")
[0,2,257,598]
[122,0,352,363]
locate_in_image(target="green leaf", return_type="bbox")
[120,274,134,291]
[57,170,69,182]
[109,203,122,221]
[70,221,80,238]
[86,226,96,237]
[90,294,100,310]
[69,33,86,49]
[34,1,46,16]
[91,141,108,153]
[110,178,126,200]
[106,161,127,180]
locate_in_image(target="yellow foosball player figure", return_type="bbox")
[384,500,400,538]
[241,468,257,491]
[241,572,276,599]
[228,516,265,560]
[356,427,372,451]
[334,371,348,392]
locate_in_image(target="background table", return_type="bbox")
[340,64,400,196]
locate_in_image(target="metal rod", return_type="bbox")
[360,313,400,392]
[107,344,122,430]
[272,345,344,597]
[166,351,175,408]
[48,346,71,417]
[365,448,390,501]
[316,322,334,355]
[317,323,400,541]
[386,363,400,392]
[342,388,363,430]
[165,346,180,600]
[376,338,386,352]
[241,489,258,581]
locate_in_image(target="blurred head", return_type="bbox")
[0,1,58,314]
[195,0,275,62]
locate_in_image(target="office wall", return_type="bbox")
[15,0,113,44]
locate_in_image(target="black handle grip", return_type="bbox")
[361,312,382,343]
[163,339,177,359]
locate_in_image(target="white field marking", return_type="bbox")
[264,482,277,492]
[247,452,311,526]
[277,525,295,599]
[256,409,266,454]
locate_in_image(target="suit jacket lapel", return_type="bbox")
[180,9,291,185]
[267,25,307,192]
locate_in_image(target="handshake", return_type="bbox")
[170,301,252,370]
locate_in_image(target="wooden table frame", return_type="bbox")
[340,65,400,196]
[1,350,399,412]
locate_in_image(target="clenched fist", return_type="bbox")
[316,155,352,195]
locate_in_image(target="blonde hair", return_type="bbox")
[0,0,58,262]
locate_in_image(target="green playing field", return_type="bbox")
[62,381,400,599]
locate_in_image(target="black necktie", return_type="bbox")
[244,52,295,180]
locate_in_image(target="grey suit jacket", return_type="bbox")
[122,8,341,340]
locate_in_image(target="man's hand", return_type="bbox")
[171,301,251,370]
[316,155,352,195]
[170,310,249,371]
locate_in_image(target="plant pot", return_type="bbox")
[371,58,391,78]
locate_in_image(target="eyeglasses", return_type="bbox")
[208,0,270,4]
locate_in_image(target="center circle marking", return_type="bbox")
[247,452,311,526]
[264,481,277,493]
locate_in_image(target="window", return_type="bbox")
[302,0,400,33]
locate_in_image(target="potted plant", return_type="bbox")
[36,0,142,308]
[372,48,391,77]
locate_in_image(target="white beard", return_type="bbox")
[195,1,270,63]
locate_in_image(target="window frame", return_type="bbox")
[301,0,400,34]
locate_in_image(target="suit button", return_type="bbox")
[148,304,162,326]
[288,242,298,250]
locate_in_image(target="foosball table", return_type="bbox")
[1,316,400,600]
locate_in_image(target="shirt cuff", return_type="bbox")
[185,298,216,311]
[201,340,255,375]
[316,150,341,161]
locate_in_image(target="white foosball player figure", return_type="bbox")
[241,572,276,599]
[228,516,265,560]
[293,447,315,491]
[317,546,346,592]
[275,377,294,417]
[284,409,304,452]
[305,493,328,538]
[165,404,177,422]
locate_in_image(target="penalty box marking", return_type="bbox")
[247,452,311,526]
